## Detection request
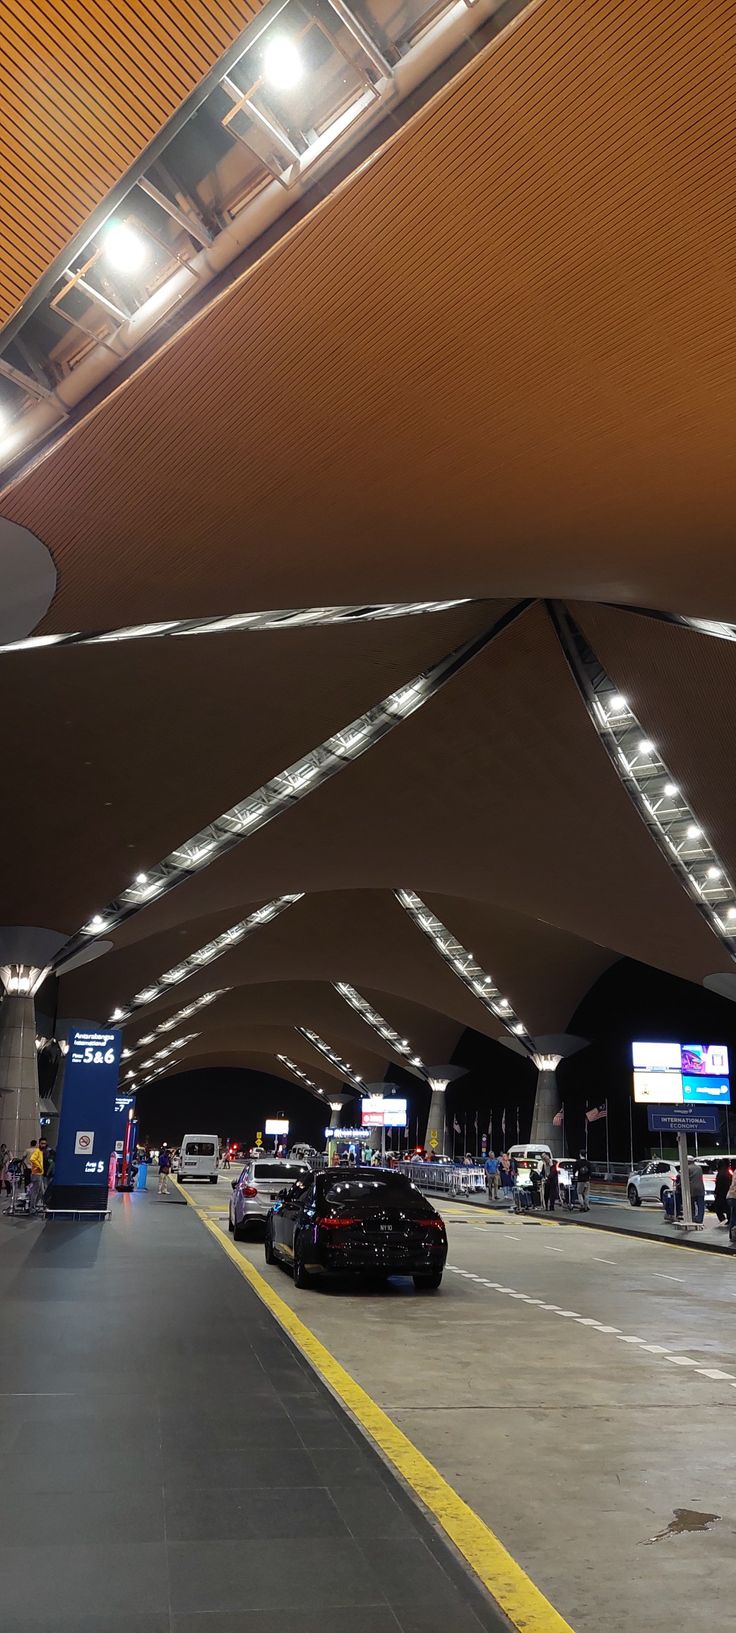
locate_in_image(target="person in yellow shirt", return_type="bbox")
[26,1140,44,1213]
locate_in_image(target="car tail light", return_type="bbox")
[416,1217,444,1230]
[316,1215,360,1229]
[242,1184,258,1198]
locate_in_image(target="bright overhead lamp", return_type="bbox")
[687,825,701,839]
[262,36,303,90]
[101,221,147,274]
[707,866,722,880]
[664,783,678,797]
[638,739,655,755]
[135,873,148,885]
[609,695,627,712]
[111,1008,125,1022]
[728,909,736,922]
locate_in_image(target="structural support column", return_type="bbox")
[424,1079,448,1154]
[530,1054,563,1155]
[0,981,41,1155]
[328,1102,344,1129]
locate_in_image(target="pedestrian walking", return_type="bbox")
[726,1168,736,1234]
[0,1143,11,1197]
[574,1151,592,1211]
[158,1147,172,1195]
[714,1158,731,1223]
[528,1165,543,1210]
[545,1158,560,1212]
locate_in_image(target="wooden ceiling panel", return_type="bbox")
[0,0,256,324]
[3,0,736,625]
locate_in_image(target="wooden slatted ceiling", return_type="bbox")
[3,0,736,629]
[0,0,257,325]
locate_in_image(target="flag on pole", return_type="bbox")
[586,1103,607,1123]
[501,1110,506,1139]
[453,1116,461,1133]
[552,1106,564,1128]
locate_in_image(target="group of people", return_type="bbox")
[0,1137,55,1213]
[484,1150,593,1212]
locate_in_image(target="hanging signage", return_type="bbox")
[46,1028,122,1213]
[265,1118,289,1135]
[632,1041,730,1105]
[112,1091,136,1154]
[647,1108,720,1134]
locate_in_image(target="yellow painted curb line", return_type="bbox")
[177,1179,574,1633]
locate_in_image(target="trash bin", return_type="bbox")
[663,1187,676,1222]
[136,1161,149,1191]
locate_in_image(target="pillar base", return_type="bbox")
[0,992,40,1155]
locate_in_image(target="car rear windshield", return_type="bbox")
[321,1175,418,1204]
[185,1142,215,1156]
[253,1163,310,1180]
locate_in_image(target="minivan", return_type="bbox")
[179,1133,220,1183]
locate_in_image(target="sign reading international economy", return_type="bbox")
[47,1028,122,1213]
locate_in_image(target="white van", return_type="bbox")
[179,1133,220,1183]
[507,1143,552,1168]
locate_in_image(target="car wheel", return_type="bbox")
[209,1176,218,1185]
[413,1270,443,1290]
[293,1240,312,1289]
[264,1227,276,1265]
[232,1218,247,1241]
[627,1185,641,1207]
[228,1211,234,1233]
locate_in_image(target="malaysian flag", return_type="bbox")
[453,1116,461,1133]
[586,1102,607,1123]
[552,1106,564,1128]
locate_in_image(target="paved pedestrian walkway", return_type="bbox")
[452,1189,734,1253]
[0,1190,508,1632]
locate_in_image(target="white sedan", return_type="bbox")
[627,1159,726,1208]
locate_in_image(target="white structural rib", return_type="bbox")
[107,896,302,1022]
[54,603,529,972]
[294,1027,365,1092]
[334,982,426,1075]
[549,601,736,958]
[394,891,534,1053]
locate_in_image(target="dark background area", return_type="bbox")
[133,957,736,1160]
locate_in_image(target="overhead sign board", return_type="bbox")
[632,1041,730,1106]
[265,1118,289,1135]
[647,1108,720,1134]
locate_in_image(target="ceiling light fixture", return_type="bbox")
[395,891,532,1052]
[333,982,426,1074]
[101,221,147,274]
[262,36,303,90]
[549,601,736,958]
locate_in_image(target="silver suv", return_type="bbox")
[229,1158,312,1238]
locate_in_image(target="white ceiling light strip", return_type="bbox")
[123,989,230,1053]
[549,602,736,957]
[107,896,301,1022]
[294,1026,365,1092]
[276,1053,324,1097]
[0,599,472,657]
[56,606,526,970]
[334,981,426,1075]
[394,890,534,1051]
[124,1032,199,1080]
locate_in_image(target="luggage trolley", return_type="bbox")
[3,1161,42,1217]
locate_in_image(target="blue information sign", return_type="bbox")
[647,1107,720,1134]
[47,1028,122,1212]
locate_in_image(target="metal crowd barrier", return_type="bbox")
[397,1161,487,1196]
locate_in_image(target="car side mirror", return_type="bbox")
[231,1180,237,1189]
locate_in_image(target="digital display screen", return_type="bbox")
[632,1041,730,1105]
[361,1096,408,1128]
[265,1118,290,1134]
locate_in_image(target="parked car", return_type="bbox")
[627,1158,729,1207]
[265,1165,447,1290]
[229,1158,311,1238]
[179,1133,219,1183]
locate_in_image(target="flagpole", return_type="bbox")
[585,1102,589,1159]
[629,1095,634,1171]
[605,1099,610,1176]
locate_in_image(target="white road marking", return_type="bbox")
[654,1272,685,1283]
[445,1266,731,1394]
[502,1234,520,1241]
[543,1246,564,1253]
[593,1257,617,1265]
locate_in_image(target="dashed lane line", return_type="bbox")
[445,1267,735,1389]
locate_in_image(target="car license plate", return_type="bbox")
[380,1223,391,1232]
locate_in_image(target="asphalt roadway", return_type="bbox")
[181,1179,736,1633]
